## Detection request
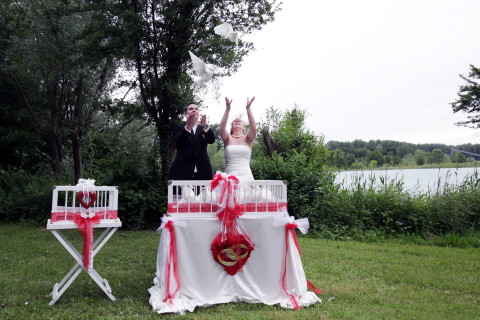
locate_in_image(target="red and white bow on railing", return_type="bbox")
[210,172,249,241]
[210,172,254,276]
[210,172,240,210]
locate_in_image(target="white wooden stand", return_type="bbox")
[46,219,122,305]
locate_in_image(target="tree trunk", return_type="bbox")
[72,73,86,184]
[261,126,274,157]
[72,132,82,184]
[3,55,63,175]
[44,132,62,175]
[45,79,62,175]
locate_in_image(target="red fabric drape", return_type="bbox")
[73,214,101,271]
[282,222,323,310]
[162,220,181,305]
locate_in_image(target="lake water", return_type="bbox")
[335,167,479,193]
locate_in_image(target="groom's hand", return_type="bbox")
[200,114,207,127]
[186,114,197,130]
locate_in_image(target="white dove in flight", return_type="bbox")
[214,22,239,45]
[188,51,214,84]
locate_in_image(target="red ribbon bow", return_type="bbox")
[73,213,101,271]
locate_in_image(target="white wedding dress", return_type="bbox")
[224,144,254,181]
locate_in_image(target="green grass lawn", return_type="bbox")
[0,223,478,320]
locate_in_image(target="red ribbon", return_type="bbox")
[211,173,240,209]
[282,222,323,309]
[307,280,323,295]
[210,173,255,275]
[210,173,244,238]
[282,223,300,310]
[162,220,181,305]
[73,214,101,271]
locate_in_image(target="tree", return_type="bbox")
[0,70,46,171]
[327,149,346,169]
[451,152,467,163]
[257,106,327,164]
[0,1,116,181]
[368,150,384,167]
[451,65,480,129]
[415,150,426,166]
[252,106,335,223]
[396,142,415,158]
[91,0,280,183]
[427,149,446,164]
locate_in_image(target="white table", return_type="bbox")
[46,219,122,305]
[148,213,321,314]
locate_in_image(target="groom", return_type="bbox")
[168,102,216,181]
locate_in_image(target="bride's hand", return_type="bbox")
[225,97,232,110]
[246,97,255,109]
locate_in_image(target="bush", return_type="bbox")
[0,169,68,223]
[318,172,480,238]
[251,152,338,228]
[83,123,166,230]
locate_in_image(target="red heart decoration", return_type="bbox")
[77,192,97,209]
[211,233,254,276]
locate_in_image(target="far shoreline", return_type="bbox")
[335,162,480,172]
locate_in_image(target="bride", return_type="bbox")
[219,96,256,181]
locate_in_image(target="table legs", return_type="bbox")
[48,227,118,305]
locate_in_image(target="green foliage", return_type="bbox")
[415,150,426,165]
[327,139,480,170]
[83,119,165,230]
[327,149,346,169]
[451,151,467,163]
[252,152,337,221]
[0,72,46,171]
[368,150,384,166]
[427,149,446,164]
[0,169,68,223]
[317,171,480,238]
[1,0,119,177]
[208,143,226,174]
[451,64,480,129]
[253,105,338,226]
[87,0,281,181]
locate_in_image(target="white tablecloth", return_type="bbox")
[148,212,321,314]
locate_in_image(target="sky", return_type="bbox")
[203,0,480,146]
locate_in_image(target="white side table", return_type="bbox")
[46,219,122,305]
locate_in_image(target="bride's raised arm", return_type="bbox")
[245,97,256,144]
[220,97,232,142]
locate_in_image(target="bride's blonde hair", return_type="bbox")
[230,118,247,135]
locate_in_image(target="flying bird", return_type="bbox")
[188,51,214,84]
[214,22,239,44]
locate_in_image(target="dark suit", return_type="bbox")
[168,123,216,180]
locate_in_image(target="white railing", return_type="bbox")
[50,186,119,222]
[167,180,288,214]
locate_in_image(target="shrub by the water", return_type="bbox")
[311,171,480,240]
[252,156,480,241]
